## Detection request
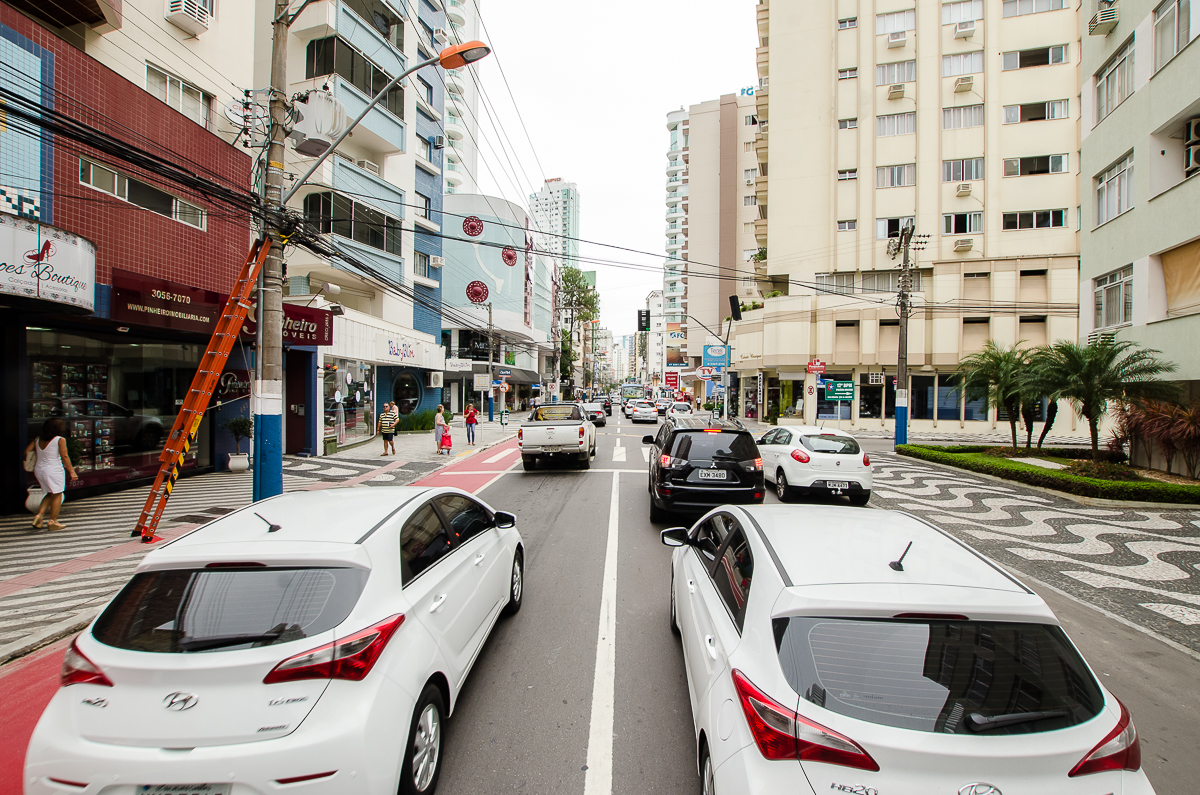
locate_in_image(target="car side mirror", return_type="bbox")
[757,436,768,444]
[493,511,516,529]
[642,435,655,445]
[660,527,691,547]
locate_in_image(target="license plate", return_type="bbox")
[826,481,849,489]
[697,469,728,480]
[139,787,232,795]
[543,446,560,453]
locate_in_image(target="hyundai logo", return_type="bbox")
[958,785,1002,795]
[163,692,199,711]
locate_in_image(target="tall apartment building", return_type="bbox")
[646,289,666,384]
[443,0,481,193]
[736,0,1084,435]
[1078,0,1200,417]
[530,178,581,270]
[665,92,764,376]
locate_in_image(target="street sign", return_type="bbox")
[473,373,491,391]
[807,359,827,375]
[697,366,716,381]
[824,380,854,400]
[498,368,512,376]
[499,382,510,393]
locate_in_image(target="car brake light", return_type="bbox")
[791,449,810,464]
[1069,699,1141,777]
[731,669,878,771]
[863,453,870,466]
[579,426,586,438]
[61,639,113,688]
[894,612,969,621]
[753,457,763,470]
[264,614,405,684]
[703,429,722,433]
[517,428,523,441]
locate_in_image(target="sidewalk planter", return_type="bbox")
[227,453,250,473]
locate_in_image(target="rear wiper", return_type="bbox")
[178,629,285,652]
[966,710,1068,732]
[709,453,739,460]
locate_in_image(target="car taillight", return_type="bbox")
[517,428,523,440]
[1069,699,1141,777]
[731,669,878,771]
[661,455,686,469]
[863,453,870,466]
[791,449,810,463]
[61,639,113,688]
[579,426,586,438]
[264,614,405,685]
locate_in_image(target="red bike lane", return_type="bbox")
[0,439,521,794]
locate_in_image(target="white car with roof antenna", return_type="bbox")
[25,486,525,795]
[661,504,1154,795]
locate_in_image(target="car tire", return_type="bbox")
[850,491,870,506]
[775,469,792,502]
[522,455,537,471]
[649,494,666,523]
[578,452,591,470]
[669,570,680,636]
[700,746,715,795]
[400,684,445,795]
[501,551,524,616]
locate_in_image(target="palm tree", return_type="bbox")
[958,341,1027,448]
[1023,347,1061,449]
[1033,339,1180,459]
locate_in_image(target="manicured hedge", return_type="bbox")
[895,445,1200,504]
[928,445,1126,463]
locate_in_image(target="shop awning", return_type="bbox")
[452,363,541,385]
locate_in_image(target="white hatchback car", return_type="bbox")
[662,505,1154,795]
[631,401,659,424]
[26,487,524,795]
[757,425,872,505]
[667,402,694,419]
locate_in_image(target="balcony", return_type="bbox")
[9,0,122,32]
[1089,2,1118,35]
[445,116,467,141]
[756,44,769,77]
[666,159,686,175]
[665,222,682,235]
[666,175,683,190]
[444,162,464,188]
[331,76,405,154]
[666,205,685,220]
[446,0,466,26]
[445,68,467,95]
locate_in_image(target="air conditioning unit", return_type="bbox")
[434,135,446,149]
[1186,144,1200,176]
[745,178,756,186]
[954,76,974,93]
[957,183,972,197]
[356,159,381,176]
[954,20,976,38]
[165,0,210,35]
[888,83,905,99]
[429,372,444,388]
[954,238,974,251]
[1186,118,1200,145]
[433,27,449,44]
[430,256,445,269]
[1087,329,1116,344]
[888,30,907,48]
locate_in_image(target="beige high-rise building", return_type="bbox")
[735,0,1086,435]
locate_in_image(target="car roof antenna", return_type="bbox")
[255,512,282,533]
[889,541,913,571]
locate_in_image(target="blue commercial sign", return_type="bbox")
[702,345,729,369]
[498,368,512,376]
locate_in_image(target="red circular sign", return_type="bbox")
[463,216,484,237]
[466,280,489,303]
[502,246,518,267]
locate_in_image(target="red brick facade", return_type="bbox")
[0,3,253,295]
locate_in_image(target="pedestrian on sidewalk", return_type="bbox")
[464,402,478,446]
[379,401,398,456]
[24,417,77,530]
[434,404,448,454]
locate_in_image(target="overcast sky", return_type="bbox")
[469,0,759,338]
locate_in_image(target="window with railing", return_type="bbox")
[1094,266,1133,328]
[303,191,402,256]
[306,37,404,120]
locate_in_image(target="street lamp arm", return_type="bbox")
[686,315,730,346]
[281,55,441,205]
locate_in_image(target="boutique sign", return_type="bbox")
[376,331,445,370]
[0,212,96,312]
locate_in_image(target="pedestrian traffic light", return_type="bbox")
[637,309,650,331]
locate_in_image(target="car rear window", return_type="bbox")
[673,404,690,411]
[774,617,1103,735]
[534,405,582,421]
[669,431,758,462]
[799,433,861,454]
[583,403,602,411]
[93,567,368,653]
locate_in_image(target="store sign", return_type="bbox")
[665,372,679,388]
[0,213,96,312]
[215,369,252,400]
[702,345,728,369]
[376,331,445,370]
[445,358,474,373]
[807,359,827,375]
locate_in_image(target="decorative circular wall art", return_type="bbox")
[466,280,489,303]
[502,246,518,267]
[463,216,484,237]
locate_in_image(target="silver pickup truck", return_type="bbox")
[518,403,596,471]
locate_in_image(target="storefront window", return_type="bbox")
[766,377,781,419]
[911,375,936,420]
[859,374,883,418]
[27,328,211,490]
[742,384,759,419]
[963,388,987,421]
[817,373,852,420]
[393,371,421,415]
[324,359,374,445]
[937,374,961,420]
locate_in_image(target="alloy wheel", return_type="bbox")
[511,556,523,603]
[702,752,715,795]
[412,703,441,791]
[776,471,788,500]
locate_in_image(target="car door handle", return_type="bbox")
[473,553,486,566]
[687,579,696,594]
[429,594,448,613]
[705,635,719,660]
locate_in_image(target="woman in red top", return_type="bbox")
[464,402,478,446]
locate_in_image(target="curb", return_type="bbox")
[891,452,1200,509]
[0,607,100,668]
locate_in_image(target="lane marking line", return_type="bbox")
[484,448,520,464]
[641,447,651,463]
[612,448,626,462]
[584,470,620,795]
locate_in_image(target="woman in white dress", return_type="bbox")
[24,417,78,530]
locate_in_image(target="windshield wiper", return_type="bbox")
[709,453,739,460]
[966,710,1068,732]
[178,628,286,652]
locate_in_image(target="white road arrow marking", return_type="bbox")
[484,448,520,464]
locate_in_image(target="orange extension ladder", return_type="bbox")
[132,241,270,542]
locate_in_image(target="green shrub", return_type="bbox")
[895,445,1200,504]
[981,446,1127,463]
[220,416,255,454]
[395,410,436,432]
[1066,460,1142,481]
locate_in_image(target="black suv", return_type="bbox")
[602,396,612,416]
[643,417,764,522]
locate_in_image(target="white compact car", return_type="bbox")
[662,505,1154,795]
[25,487,525,795]
[667,402,694,419]
[631,401,659,424]
[757,425,872,505]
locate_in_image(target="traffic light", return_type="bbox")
[637,309,650,331]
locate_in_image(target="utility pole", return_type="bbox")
[254,0,289,501]
[888,223,927,449]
